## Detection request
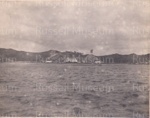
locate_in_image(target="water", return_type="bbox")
[0,63,149,117]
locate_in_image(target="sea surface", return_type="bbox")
[0,63,149,117]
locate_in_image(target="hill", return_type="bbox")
[0,48,149,64]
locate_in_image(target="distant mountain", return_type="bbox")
[98,53,150,64]
[0,48,149,64]
[0,48,60,62]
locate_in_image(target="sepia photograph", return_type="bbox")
[0,0,149,117]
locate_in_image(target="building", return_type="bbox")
[65,57,78,63]
[95,60,102,64]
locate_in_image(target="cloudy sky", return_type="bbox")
[0,0,149,55]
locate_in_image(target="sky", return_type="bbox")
[0,0,150,55]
